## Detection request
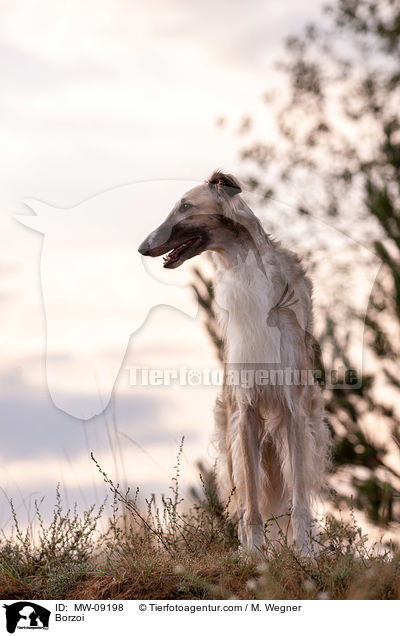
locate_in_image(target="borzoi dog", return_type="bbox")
[139,171,330,554]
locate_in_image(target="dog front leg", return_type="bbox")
[286,413,313,554]
[238,404,264,553]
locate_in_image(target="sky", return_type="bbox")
[0,0,354,530]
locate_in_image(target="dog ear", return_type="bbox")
[208,170,242,197]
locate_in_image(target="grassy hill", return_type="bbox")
[1,452,399,601]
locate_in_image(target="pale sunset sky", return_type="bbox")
[4,0,379,533]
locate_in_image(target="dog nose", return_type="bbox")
[138,238,151,255]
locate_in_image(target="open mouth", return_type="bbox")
[163,236,202,268]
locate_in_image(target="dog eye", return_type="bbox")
[181,202,192,212]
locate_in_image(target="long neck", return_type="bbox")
[211,225,282,366]
[213,213,272,275]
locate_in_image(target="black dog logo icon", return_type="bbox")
[3,602,50,633]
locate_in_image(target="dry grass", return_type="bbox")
[1,444,399,600]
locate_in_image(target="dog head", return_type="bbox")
[138,171,246,268]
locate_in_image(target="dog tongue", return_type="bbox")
[163,246,180,264]
[163,239,195,265]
